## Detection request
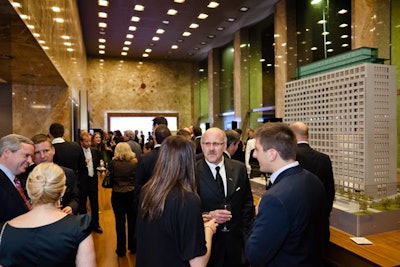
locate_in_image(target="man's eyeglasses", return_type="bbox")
[202,142,224,147]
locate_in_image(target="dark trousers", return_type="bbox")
[111,190,136,254]
[79,178,100,227]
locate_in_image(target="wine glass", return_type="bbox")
[221,203,231,232]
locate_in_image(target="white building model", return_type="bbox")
[284,62,397,199]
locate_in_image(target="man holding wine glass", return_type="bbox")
[196,127,254,267]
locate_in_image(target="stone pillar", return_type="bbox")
[208,49,222,127]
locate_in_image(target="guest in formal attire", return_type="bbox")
[290,121,335,243]
[0,162,95,267]
[136,136,218,267]
[193,126,203,155]
[123,130,142,159]
[177,128,192,140]
[28,134,79,214]
[231,128,245,163]
[245,122,327,267]
[49,122,87,177]
[223,130,241,159]
[79,132,103,233]
[92,131,112,164]
[108,142,138,257]
[197,127,254,267]
[143,140,154,154]
[0,134,34,223]
[152,116,168,130]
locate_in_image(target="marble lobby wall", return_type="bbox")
[86,58,196,131]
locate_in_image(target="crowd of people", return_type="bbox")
[0,117,334,267]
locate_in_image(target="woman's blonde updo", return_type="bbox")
[27,162,66,205]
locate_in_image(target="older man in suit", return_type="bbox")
[197,127,254,267]
[0,134,34,223]
[245,122,327,267]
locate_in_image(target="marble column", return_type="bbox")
[208,48,222,127]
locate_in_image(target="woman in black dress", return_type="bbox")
[136,135,217,267]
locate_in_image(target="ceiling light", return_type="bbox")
[193,47,200,50]
[226,18,236,22]
[152,36,160,41]
[318,19,327,24]
[198,13,208,19]
[122,47,129,51]
[98,38,106,43]
[177,39,184,43]
[171,45,178,49]
[342,43,349,47]
[99,45,105,49]
[162,20,170,25]
[338,9,348,14]
[322,31,329,35]
[98,22,107,28]
[27,24,35,29]
[200,41,207,45]
[129,26,137,31]
[327,48,334,52]
[121,52,128,56]
[126,34,134,39]
[174,0,185,3]
[149,43,155,47]
[208,35,215,39]
[341,34,348,38]
[11,2,21,8]
[134,5,144,11]
[145,48,152,53]
[131,16,140,22]
[33,33,40,38]
[98,0,108,7]
[42,46,49,50]
[311,0,322,4]
[339,23,348,28]
[61,35,70,40]
[142,53,149,57]
[38,40,45,44]
[63,42,72,46]
[98,12,107,18]
[51,6,61,12]
[311,47,317,50]
[156,29,165,34]
[124,41,131,45]
[20,14,29,20]
[167,9,178,15]
[182,31,191,36]
[207,2,220,8]
[325,41,332,45]
[216,26,224,31]
[189,23,199,29]
[54,18,64,23]
[239,6,249,12]
[67,48,74,52]
[259,59,265,62]
[99,50,105,54]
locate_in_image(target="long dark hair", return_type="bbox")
[140,135,197,221]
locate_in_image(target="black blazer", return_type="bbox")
[53,141,87,176]
[0,170,29,223]
[196,158,254,267]
[60,166,80,214]
[79,147,101,191]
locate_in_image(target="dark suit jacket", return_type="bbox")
[0,170,29,223]
[196,158,254,267]
[295,143,335,213]
[246,166,327,267]
[53,141,87,176]
[134,147,160,204]
[79,147,101,191]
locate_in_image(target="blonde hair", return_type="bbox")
[27,162,66,205]
[113,142,137,162]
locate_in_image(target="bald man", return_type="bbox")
[290,121,334,243]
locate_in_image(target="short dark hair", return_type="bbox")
[192,126,202,137]
[225,130,240,147]
[155,124,171,144]
[152,116,168,126]
[49,123,65,138]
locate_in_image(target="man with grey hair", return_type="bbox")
[123,130,142,159]
[0,134,34,222]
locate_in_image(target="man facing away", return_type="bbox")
[197,127,254,267]
[0,134,34,223]
[245,122,327,267]
[290,121,334,243]
[223,130,241,159]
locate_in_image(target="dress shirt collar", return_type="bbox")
[52,137,65,144]
[205,158,225,177]
[0,163,15,184]
[297,141,309,144]
[154,144,161,149]
[270,161,299,184]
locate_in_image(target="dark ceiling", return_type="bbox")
[77,0,278,61]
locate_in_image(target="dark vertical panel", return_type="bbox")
[0,83,13,137]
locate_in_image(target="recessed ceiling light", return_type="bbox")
[167,9,178,15]
[99,45,105,49]
[194,47,200,50]
[134,5,144,11]
[171,45,178,49]
[327,48,334,52]
[174,0,185,3]
[207,1,219,8]
[341,34,348,38]
[98,38,106,43]
[216,26,224,31]
[177,39,184,43]
[129,26,137,31]
[142,53,149,57]
[42,46,49,50]
[27,24,35,29]
[145,48,152,53]
[131,16,140,22]
[51,6,61,12]
[325,41,332,45]
[63,42,72,46]
[239,6,249,12]
[38,40,46,44]
[162,20,170,25]
[322,31,329,35]
[208,35,215,39]
[33,33,40,38]
[99,50,105,54]
[318,19,327,24]
[61,35,70,40]
[156,29,165,34]
[124,41,132,45]
[311,47,317,50]
[198,13,208,19]
[98,22,107,28]
[122,47,129,51]
[200,41,207,45]
[189,23,199,29]
[98,0,108,7]
[54,18,64,23]
[121,52,128,56]
[338,9,348,14]
[126,34,134,39]
[226,18,236,22]
[182,31,191,36]
[339,23,348,28]
[11,2,21,8]
[149,43,156,47]
[152,36,160,41]
[98,12,107,18]
[67,48,74,52]
[342,43,349,47]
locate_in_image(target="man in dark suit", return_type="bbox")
[245,122,327,267]
[290,121,334,243]
[134,124,171,204]
[223,130,241,159]
[49,123,87,177]
[197,127,254,267]
[79,131,102,233]
[0,134,34,223]
[28,134,79,214]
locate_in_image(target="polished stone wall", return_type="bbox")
[86,58,195,131]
